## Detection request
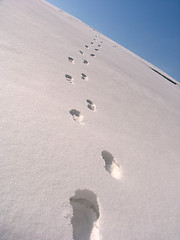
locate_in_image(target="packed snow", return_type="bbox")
[1,0,180,239]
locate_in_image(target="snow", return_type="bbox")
[0,0,180,239]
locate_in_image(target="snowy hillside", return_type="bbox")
[1,0,180,239]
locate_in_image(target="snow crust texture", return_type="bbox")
[1,0,180,239]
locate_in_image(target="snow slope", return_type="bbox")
[1,0,180,239]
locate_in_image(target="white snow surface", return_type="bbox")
[1,0,180,239]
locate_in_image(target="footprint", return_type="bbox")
[65,74,74,84]
[83,60,89,65]
[101,151,122,180]
[98,45,101,47]
[70,189,100,240]
[90,54,95,57]
[68,57,74,64]
[85,45,89,49]
[94,49,99,52]
[69,109,84,124]
[86,99,96,111]
[100,41,103,43]
[81,73,88,81]
[91,42,94,45]
[79,51,84,55]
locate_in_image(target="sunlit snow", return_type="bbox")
[1,0,180,239]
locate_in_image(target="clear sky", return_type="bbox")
[47,0,180,82]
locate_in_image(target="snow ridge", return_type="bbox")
[1,0,180,239]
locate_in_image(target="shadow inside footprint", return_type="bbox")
[83,60,89,65]
[79,51,84,55]
[68,57,74,63]
[90,54,95,57]
[65,74,73,83]
[70,189,100,240]
[81,73,88,80]
[87,99,93,105]
[70,109,80,117]
[98,45,101,47]
[85,45,89,48]
[101,150,122,180]
[70,109,84,124]
[86,99,96,111]
[88,104,96,111]
[95,49,99,52]
[91,42,94,45]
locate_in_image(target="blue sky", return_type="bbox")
[47,0,180,82]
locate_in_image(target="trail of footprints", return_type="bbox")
[69,151,122,240]
[64,34,122,240]
[66,35,101,85]
[66,36,101,123]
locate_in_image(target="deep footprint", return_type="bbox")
[87,99,96,111]
[65,74,73,84]
[101,150,122,179]
[79,51,84,55]
[81,73,88,81]
[68,57,74,64]
[83,60,89,65]
[90,54,95,57]
[69,109,84,124]
[85,45,89,49]
[70,189,100,240]
[95,49,99,52]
